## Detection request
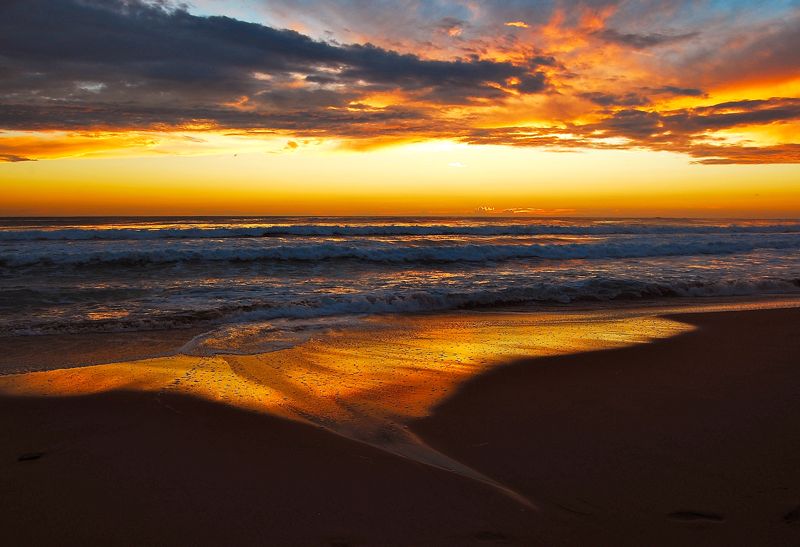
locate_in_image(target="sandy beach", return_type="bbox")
[1,306,799,546]
[4,0,799,543]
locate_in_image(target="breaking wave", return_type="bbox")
[3,216,799,340]
[3,275,799,336]
[2,222,800,241]
[4,233,800,267]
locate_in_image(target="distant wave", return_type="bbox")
[2,222,800,241]
[4,218,799,341]
[3,275,798,336]
[3,234,800,267]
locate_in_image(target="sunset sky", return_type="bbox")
[1,0,798,216]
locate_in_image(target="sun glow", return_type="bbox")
[0,0,797,216]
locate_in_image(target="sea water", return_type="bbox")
[1,216,798,351]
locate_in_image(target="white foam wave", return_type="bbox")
[3,276,798,336]
[2,222,800,241]
[4,234,800,266]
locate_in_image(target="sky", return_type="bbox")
[1,0,798,216]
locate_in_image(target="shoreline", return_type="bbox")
[2,293,799,376]
[0,304,799,544]
[0,327,209,375]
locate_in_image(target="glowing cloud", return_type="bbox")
[0,0,798,215]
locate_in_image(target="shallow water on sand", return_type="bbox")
[0,308,698,505]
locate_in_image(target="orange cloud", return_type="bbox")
[0,132,160,161]
[1,0,798,167]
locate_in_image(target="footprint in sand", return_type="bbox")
[668,511,724,522]
[17,451,45,462]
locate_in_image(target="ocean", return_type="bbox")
[2,216,799,352]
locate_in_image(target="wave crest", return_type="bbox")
[3,234,800,267]
[3,222,800,241]
[3,276,798,336]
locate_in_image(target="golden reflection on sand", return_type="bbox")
[0,311,691,502]
[0,313,691,420]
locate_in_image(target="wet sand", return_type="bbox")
[0,328,208,375]
[1,307,799,545]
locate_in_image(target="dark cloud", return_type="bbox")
[0,0,550,134]
[687,144,800,165]
[529,55,558,67]
[580,92,651,107]
[0,102,434,138]
[336,43,535,101]
[580,86,705,108]
[517,73,548,94]
[662,98,800,133]
[597,109,664,138]
[595,28,699,49]
[463,97,800,164]
[0,154,34,163]
[0,0,795,166]
[654,86,704,97]
[574,98,800,140]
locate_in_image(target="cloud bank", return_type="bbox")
[0,0,798,163]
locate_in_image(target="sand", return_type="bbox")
[0,328,208,375]
[1,306,799,545]
[415,308,800,545]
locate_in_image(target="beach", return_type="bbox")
[1,305,799,546]
[3,0,800,543]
